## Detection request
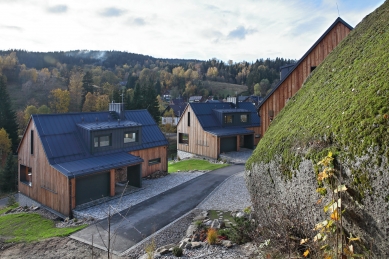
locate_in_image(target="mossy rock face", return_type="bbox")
[246,2,389,256]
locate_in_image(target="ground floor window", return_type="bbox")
[20,164,32,186]
[148,158,161,165]
[179,133,189,144]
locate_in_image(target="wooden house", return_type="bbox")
[177,102,260,159]
[161,104,186,126]
[258,17,353,138]
[17,103,168,217]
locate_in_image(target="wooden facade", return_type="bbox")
[18,116,168,217]
[177,105,218,158]
[177,104,260,159]
[258,19,352,138]
[129,145,168,177]
[18,120,72,216]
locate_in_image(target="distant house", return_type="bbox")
[188,96,204,103]
[177,102,260,159]
[161,104,186,126]
[258,17,353,139]
[170,97,186,106]
[17,103,168,217]
[163,90,171,101]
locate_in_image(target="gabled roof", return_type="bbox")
[189,96,203,102]
[161,104,186,117]
[31,109,168,178]
[258,17,353,109]
[186,102,260,137]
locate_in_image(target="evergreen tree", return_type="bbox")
[0,153,17,192]
[126,74,138,89]
[0,76,19,152]
[145,82,160,123]
[82,71,94,94]
[132,81,143,109]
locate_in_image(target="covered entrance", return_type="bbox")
[239,134,254,149]
[127,164,142,188]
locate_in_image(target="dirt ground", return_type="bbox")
[0,236,123,259]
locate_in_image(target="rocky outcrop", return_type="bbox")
[246,2,389,257]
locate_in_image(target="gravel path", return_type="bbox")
[74,172,204,220]
[197,171,251,211]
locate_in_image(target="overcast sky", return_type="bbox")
[0,0,384,63]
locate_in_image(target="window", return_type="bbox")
[179,133,189,144]
[240,114,248,123]
[311,66,317,72]
[148,158,161,165]
[188,112,190,126]
[20,165,32,187]
[30,130,34,155]
[94,134,111,147]
[224,115,233,124]
[124,131,138,143]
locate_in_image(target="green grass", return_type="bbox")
[0,203,19,214]
[0,213,86,243]
[168,159,229,173]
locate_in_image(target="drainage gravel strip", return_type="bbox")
[73,172,204,220]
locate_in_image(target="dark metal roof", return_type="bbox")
[52,152,143,178]
[32,109,168,178]
[188,102,260,136]
[77,120,140,130]
[258,17,353,110]
[205,127,254,137]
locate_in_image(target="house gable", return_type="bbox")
[258,17,353,138]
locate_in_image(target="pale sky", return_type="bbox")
[0,0,385,63]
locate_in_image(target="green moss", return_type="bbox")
[247,1,389,201]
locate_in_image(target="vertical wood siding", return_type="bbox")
[259,22,351,138]
[18,120,71,216]
[129,146,168,177]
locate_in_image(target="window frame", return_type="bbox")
[148,158,161,165]
[224,114,233,124]
[94,134,112,148]
[179,133,189,144]
[124,131,138,143]
[240,114,248,123]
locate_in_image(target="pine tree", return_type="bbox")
[145,83,160,123]
[0,76,19,152]
[0,153,17,192]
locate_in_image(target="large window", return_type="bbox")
[124,131,138,143]
[224,115,233,124]
[148,158,161,165]
[179,133,189,144]
[94,134,111,147]
[240,114,248,123]
[20,164,32,187]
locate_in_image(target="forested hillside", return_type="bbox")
[0,50,294,134]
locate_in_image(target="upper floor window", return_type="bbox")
[124,131,138,143]
[30,130,34,155]
[240,114,248,123]
[94,134,111,147]
[224,115,233,124]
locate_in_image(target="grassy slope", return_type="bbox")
[168,159,228,173]
[0,213,86,243]
[247,2,389,193]
[202,81,248,97]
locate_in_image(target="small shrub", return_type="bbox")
[228,217,255,244]
[172,246,183,257]
[207,228,218,245]
[7,195,17,207]
[243,206,252,214]
[194,220,204,229]
[144,238,156,259]
[217,228,231,238]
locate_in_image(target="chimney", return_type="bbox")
[109,102,125,120]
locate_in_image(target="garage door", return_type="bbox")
[220,136,237,153]
[76,172,110,205]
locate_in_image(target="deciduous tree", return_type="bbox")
[0,128,11,165]
[68,71,84,112]
[49,88,70,113]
